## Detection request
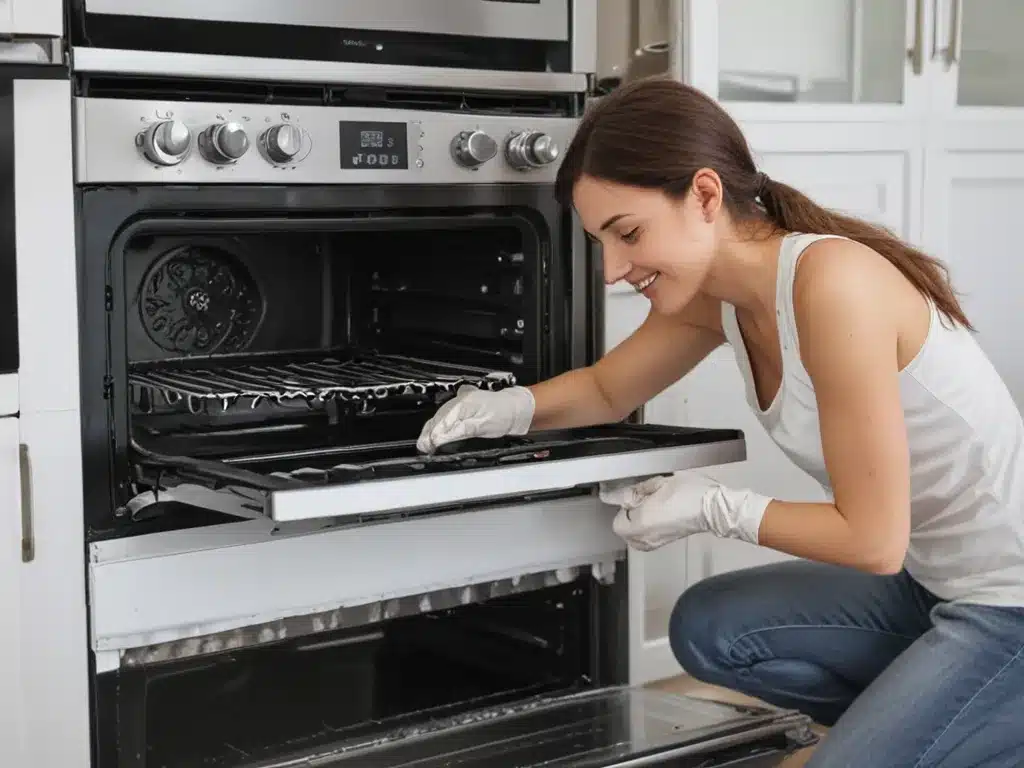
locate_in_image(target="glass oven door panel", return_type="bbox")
[246,686,815,767]
[135,423,746,523]
[81,0,570,42]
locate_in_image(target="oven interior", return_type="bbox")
[94,574,619,768]
[111,213,558,525]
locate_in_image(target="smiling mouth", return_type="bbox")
[630,272,659,294]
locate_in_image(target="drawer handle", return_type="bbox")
[944,0,963,68]
[907,0,925,75]
[19,443,34,563]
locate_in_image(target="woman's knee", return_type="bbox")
[668,571,748,684]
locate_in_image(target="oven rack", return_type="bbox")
[128,353,516,414]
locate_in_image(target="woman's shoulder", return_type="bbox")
[789,235,930,371]
[791,235,910,319]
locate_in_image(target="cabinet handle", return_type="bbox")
[944,0,962,68]
[907,0,925,75]
[19,443,34,563]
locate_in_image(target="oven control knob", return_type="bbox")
[451,130,498,169]
[262,123,304,164]
[505,130,560,170]
[198,121,250,164]
[139,120,191,166]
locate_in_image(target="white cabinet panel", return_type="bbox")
[683,0,930,121]
[952,0,1024,108]
[0,374,17,416]
[753,145,914,236]
[718,0,908,105]
[922,142,1024,409]
[0,0,64,36]
[14,79,79,415]
[18,409,91,768]
[0,417,27,768]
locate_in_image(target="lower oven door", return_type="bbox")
[133,422,745,523]
[242,685,815,767]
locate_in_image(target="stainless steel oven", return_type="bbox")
[73,60,816,768]
[81,0,571,43]
[68,0,597,93]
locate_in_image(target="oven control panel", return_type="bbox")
[75,98,580,185]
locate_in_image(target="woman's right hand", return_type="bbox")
[416,385,536,454]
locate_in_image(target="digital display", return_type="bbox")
[339,121,409,170]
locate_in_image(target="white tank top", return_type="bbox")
[722,232,1024,607]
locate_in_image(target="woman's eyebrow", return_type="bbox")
[599,213,631,231]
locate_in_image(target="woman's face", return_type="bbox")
[572,172,722,315]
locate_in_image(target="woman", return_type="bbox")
[417,78,1024,767]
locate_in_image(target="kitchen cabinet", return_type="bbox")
[0,417,27,766]
[599,0,1024,682]
[0,411,90,768]
[715,0,920,111]
[0,73,92,767]
[0,0,64,37]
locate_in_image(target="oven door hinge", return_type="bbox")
[103,375,114,400]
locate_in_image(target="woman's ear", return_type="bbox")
[691,168,724,223]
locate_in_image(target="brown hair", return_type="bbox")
[557,77,972,329]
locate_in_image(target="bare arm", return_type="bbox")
[757,241,912,574]
[528,296,725,431]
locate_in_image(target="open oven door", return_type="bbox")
[124,349,747,524]
[242,685,816,767]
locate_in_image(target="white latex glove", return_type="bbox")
[599,471,772,551]
[417,384,536,454]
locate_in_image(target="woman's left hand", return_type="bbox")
[599,471,772,551]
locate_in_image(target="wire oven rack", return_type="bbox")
[129,352,517,414]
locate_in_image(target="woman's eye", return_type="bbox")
[621,227,640,244]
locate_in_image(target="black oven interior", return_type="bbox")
[123,215,544,461]
[93,574,624,768]
[82,198,575,535]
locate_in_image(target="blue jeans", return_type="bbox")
[669,560,1024,767]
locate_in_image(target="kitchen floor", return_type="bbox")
[647,675,827,767]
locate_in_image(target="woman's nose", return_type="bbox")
[603,250,632,286]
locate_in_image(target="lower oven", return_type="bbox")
[75,76,816,767]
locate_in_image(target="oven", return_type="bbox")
[74,64,815,768]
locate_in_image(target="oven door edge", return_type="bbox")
[268,432,745,522]
[132,426,746,523]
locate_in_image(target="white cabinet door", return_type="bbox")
[7,76,89,768]
[685,0,931,121]
[927,0,1024,112]
[0,0,64,36]
[0,417,27,767]
[921,127,1024,408]
[682,131,922,584]
[17,409,91,768]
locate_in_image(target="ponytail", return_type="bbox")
[760,177,973,330]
